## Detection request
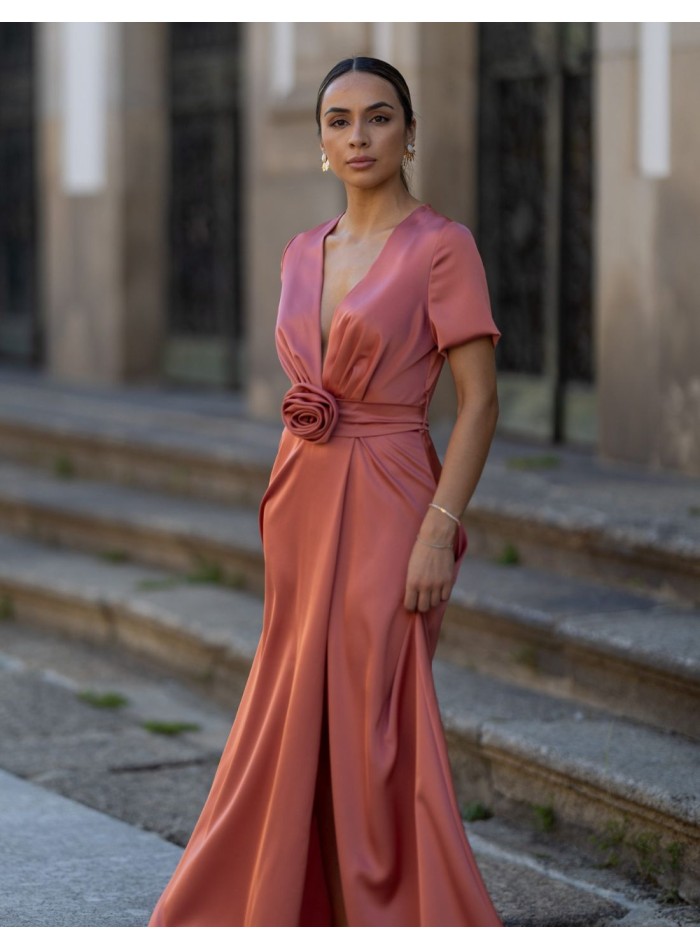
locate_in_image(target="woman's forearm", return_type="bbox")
[418,392,499,543]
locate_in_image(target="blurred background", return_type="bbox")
[1,21,698,474]
[1,22,700,927]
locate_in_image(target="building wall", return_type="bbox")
[33,22,700,475]
[38,23,167,386]
[596,23,700,474]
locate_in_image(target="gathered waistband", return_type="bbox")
[281,381,429,443]
[334,399,428,438]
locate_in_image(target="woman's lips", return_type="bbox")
[347,159,376,169]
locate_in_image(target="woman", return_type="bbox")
[149,55,502,927]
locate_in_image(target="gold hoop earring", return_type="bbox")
[321,150,330,173]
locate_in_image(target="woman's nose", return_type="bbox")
[348,121,369,147]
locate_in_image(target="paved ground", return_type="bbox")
[1,620,699,927]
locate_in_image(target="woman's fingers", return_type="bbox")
[404,584,418,612]
[404,541,455,612]
[405,582,452,613]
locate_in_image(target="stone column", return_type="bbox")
[596,23,700,474]
[38,23,168,385]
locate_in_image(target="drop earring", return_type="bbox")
[321,150,330,173]
[403,143,416,167]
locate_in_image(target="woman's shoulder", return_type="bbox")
[417,204,478,246]
[281,212,340,251]
[279,213,341,276]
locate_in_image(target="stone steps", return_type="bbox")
[0,457,267,595]
[0,530,698,904]
[0,376,278,506]
[1,375,699,604]
[463,438,700,608]
[445,561,700,741]
[3,624,697,926]
[1,371,699,908]
[0,458,698,740]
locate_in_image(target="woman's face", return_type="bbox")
[318,70,415,190]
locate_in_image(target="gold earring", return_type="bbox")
[403,143,416,164]
[321,150,330,173]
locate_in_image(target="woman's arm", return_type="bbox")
[403,336,499,613]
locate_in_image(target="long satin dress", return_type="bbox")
[148,202,503,926]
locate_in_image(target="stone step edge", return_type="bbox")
[0,413,273,468]
[447,592,700,686]
[1,465,698,693]
[464,739,698,905]
[0,554,697,841]
[0,417,271,509]
[0,489,266,594]
[1,417,699,577]
[439,605,700,743]
[464,510,700,606]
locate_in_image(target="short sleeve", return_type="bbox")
[428,221,500,354]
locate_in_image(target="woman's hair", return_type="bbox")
[315,57,415,193]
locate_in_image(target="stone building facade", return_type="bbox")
[1,22,698,474]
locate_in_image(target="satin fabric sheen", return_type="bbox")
[148,203,503,926]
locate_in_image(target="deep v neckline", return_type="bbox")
[317,203,428,379]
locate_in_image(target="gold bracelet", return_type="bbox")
[428,502,461,526]
[416,535,453,550]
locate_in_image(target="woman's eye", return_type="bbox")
[371,115,389,123]
[330,118,348,127]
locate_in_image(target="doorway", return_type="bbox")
[0,24,39,367]
[477,23,595,443]
[164,23,244,388]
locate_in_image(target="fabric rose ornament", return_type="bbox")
[281,381,339,444]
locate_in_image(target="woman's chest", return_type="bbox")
[319,231,396,345]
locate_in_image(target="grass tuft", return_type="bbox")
[187,560,248,589]
[100,549,131,563]
[462,801,493,822]
[506,454,561,471]
[135,576,183,591]
[77,690,129,709]
[141,720,201,736]
[591,820,686,891]
[532,803,556,832]
[54,455,75,478]
[0,593,14,621]
[513,645,539,671]
[496,542,521,566]
[187,561,224,584]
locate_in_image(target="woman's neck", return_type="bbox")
[339,188,424,238]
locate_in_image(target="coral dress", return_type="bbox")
[148,202,502,926]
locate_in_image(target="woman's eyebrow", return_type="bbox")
[323,101,396,116]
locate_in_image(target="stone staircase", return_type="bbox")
[0,369,698,908]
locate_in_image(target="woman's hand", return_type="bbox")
[403,540,455,612]
[403,336,499,614]
[403,507,456,612]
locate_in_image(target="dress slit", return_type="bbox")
[299,637,346,925]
